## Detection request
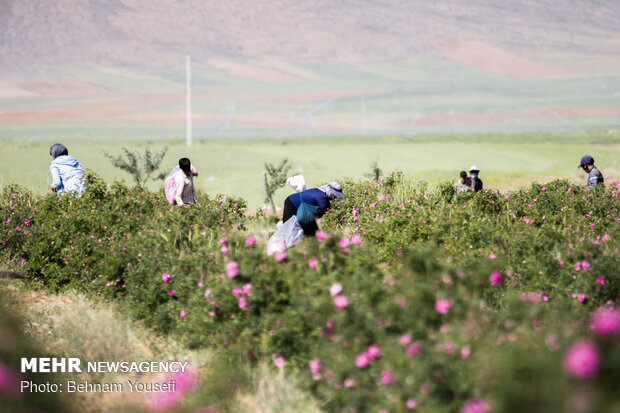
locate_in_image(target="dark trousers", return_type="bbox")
[283,196,318,236]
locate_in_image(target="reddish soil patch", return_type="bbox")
[17,81,115,97]
[257,89,388,104]
[207,59,301,83]
[393,107,620,127]
[437,40,574,79]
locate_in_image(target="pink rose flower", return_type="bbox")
[589,306,620,337]
[334,295,349,309]
[242,283,252,295]
[488,253,496,260]
[355,352,369,368]
[406,342,422,356]
[339,237,350,248]
[168,290,175,296]
[380,370,393,385]
[367,344,380,359]
[406,398,417,409]
[563,340,599,378]
[308,258,318,269]
[245,236,256,247]
[274,356,285,369]
[316,230,327,242]
[490,271,502,286]
[232,287,242,298]
[350,234,362,245]
[162,273,171,282]
[225,261,239,278]
[435,299,452,314]
[461,398,489,413]
[596,277,605,285]
[275,251,287,262]
[220,245,229,255]
[330,283,343,297]
[238,296,248,310]
[179,310,186,319]
[399,334,412,346]
[309,359,321,374]
[460,345,471,360]
[219,237,227,245]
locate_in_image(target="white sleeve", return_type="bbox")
[174,172,185,205]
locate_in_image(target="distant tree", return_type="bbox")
[365,160,382,181]
[103,147,168,186]
[263,159,291,215]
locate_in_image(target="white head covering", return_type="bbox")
[318,181,343,199]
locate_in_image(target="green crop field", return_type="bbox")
[1,132,619,209]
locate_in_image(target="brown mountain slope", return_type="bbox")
[1,0,619,78]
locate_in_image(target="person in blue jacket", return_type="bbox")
[282,181,343,236]
[48,143,85,195]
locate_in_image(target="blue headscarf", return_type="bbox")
[49,143,69,159]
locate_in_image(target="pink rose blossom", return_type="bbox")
[460,345,471,360]
[238,296,248,310]
[596,277,605,285]
[309,359,321,374]
[232,287,242,298]
[168,290,175,296]
[245,236,256,246]
[274,356,285,369]
[242,283,252,295]
[380,370,393,385]
[490,271,502,286]
[330,283,343,296]
[488,253,496,260]
[220,245,229,255]
[406,398,417,409]
[435,299,452,314]
[316,230,327,242]
[344,378,356,388]
[275,251,287,262]
[334,295,349,309]
[406,342,422,356]
[461,398,489,413]
[564,341,599,378]
[589,306,620,337]
[219,237,227,245]
[162,273,171,282]
[355,352,369,368]
[367,345,380,359]
[308,258,318,269]
[350,234,362,245]
[179,310,186,319]
[225,261,239,278]
[399,334,412,346]
[339,237,350,249]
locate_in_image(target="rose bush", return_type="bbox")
[1,171,619,412]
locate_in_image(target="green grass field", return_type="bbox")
[1,132,618,209]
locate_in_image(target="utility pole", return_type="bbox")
[186,54,193,147]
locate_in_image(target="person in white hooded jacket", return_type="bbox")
[48,143,85,195]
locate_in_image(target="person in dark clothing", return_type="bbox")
[455,170,470,193]
[578,155,604,189]
[467,165,483,192]
[282,181,343,236]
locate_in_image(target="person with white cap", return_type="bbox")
[578,155,604,189]
[467,165,483,192]
[282,181,344,236]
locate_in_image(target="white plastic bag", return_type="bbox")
[266,216,304,254]
[286,175,306,192]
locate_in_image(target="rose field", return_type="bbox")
[1,171,619,412]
